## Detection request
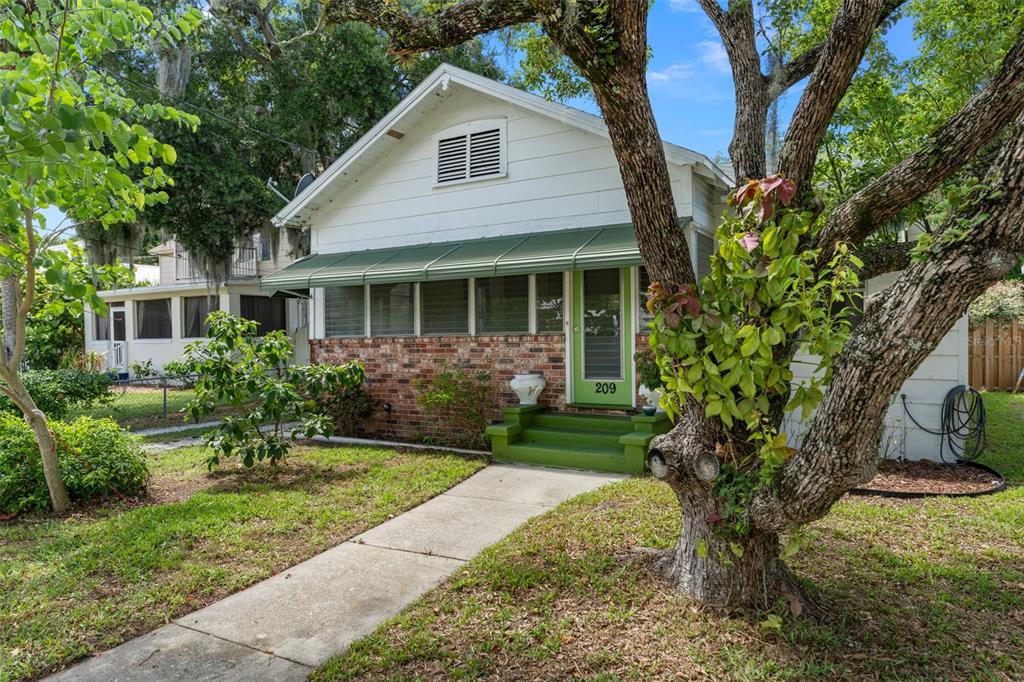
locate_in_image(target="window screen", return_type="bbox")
[370,283,414,336]
[696,233,715,283]
[638,267,654,330]
[325,285,366,337]
[239,295,286,336]
[475,275,528,334]
[421,280,468,335]
[182,296,219,338]
[94,311,110,341]
[535,272,564,334]
[135,299,172,339]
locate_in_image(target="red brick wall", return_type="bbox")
[311,335,567,442]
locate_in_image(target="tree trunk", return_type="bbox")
[2,370,71,513]
[647,410,799,610]
[1,274,71,513]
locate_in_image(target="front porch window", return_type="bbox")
[475,275,528,334]
[421,280,469,335]
[135,299,172,339]
[370,283,414,336]
[325,285,366,337]
[240,295,286,336]
[183,295,220,338]
[535,272,564,334]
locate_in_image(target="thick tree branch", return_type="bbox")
[698,0,766,181]
[854,240,914,280]
[767,0,906,100]
[776,0,888,187]
[323,0,541,58]
[816,28,1024,260]
[752,112,1024,533]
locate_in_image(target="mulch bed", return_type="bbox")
[850,459,1005,497]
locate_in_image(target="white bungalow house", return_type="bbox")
[261,63,968,473]
[85,236,309,376]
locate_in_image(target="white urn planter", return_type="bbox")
[510,373,547,406]
[638,384,664,412]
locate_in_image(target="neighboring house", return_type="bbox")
[262,63,967,471]
[85,236,308,376]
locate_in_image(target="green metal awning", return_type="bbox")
[260,225,647,292]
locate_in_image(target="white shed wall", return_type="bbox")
[789,271,969,462]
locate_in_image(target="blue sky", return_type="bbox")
[518,0,922,160]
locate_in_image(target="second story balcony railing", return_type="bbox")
[175,246,258,281]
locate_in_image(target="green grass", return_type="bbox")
[136,425,219,444]
[68,385,241,431]
[0,444,487,682]
[314,392,1024,681]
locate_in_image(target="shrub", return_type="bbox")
[968,280,1024,323]
[301,367,374,437]
[0,369,112,420]
[129,359,156,380]
[0,414,149,514]
[634,349,664,390]
[414,364,495,449]
[178,312,364,468]
[162,360,196,388]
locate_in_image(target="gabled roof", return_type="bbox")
[271,63,734,229]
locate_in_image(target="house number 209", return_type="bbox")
[595,382,617,394]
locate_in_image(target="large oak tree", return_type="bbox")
[321,0,1024,610]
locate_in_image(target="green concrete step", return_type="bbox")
[493,441,626,474]
[520,426,624,449]
[532,412,633,433]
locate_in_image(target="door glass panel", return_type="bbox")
[582,269,622,379]
[112,309,126,342]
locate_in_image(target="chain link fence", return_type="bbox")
[68,374,246,432]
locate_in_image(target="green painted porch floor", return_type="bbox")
[485,406,671,475]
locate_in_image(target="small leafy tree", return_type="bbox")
[178,311,364,468]
[1,0,201,511]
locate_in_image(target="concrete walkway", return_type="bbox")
[49,464,622,682]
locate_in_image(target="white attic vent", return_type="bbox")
[434,119,507,186]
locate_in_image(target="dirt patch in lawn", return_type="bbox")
[852,459,1004,496]
[147,461,371,504]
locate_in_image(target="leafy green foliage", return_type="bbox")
[415,365,495,449]
[178,311,364,468]
[633,349,664,391]
[0,370,111,421]
[0,0,200,239]
[0,414,148,514]
[649,177,861,537]
[307,373,374,437]
[969,280,1024,324]
[25,243,134,369]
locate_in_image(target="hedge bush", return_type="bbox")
[0,369,112,420]
[968,280,1024,323]
[0,415,149,513]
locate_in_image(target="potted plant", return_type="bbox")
[634,350,664,416]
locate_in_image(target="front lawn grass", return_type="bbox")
[0,444,486,682]
[315,392,1024,681]
[68,385,243,431]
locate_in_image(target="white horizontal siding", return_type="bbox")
[789,274,969,462]
[311,89,694,253]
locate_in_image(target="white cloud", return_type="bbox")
[647,62,696,85]
[667,0,701,12]
[698,40,730,75]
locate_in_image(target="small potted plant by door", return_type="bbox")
[634,350,664,416]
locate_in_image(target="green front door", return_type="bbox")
[571,268,633,407]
